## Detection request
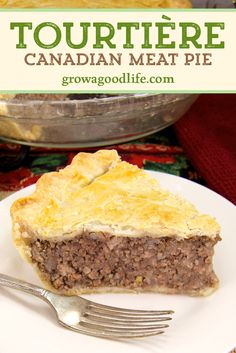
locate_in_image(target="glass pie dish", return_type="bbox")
[0,94,197,148]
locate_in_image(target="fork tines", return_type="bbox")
[77,302,174,339]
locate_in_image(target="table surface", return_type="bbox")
[0,127,204,199]
[192,0,235,7]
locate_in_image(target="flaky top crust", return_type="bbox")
[2,0,192,9]
[11,150,220,242]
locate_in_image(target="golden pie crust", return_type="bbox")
[1,0,192,8]
[11,150,219,242]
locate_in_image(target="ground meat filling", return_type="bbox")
[30,232,219,293]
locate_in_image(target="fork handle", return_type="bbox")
[0,273,47,299]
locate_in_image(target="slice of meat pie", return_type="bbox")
[11,150,220,296]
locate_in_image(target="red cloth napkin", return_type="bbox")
[175,94,236,204]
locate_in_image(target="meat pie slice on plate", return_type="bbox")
[11,150,220,296]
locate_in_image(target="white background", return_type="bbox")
[0,10,235,92]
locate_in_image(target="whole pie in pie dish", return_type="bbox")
[11,150,220,296]
[0,94,197,146]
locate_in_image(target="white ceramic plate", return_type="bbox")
[0,171,235,353]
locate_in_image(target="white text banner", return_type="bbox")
[0,10,235,92]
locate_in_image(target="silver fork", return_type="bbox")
[0,273,173,339]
